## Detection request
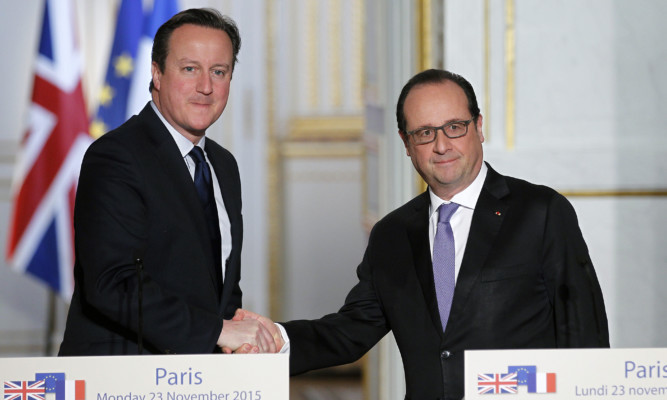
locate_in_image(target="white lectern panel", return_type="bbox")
[466,348,667,399]
[0,354,288,400]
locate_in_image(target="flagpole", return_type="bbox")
[44,290,56,356]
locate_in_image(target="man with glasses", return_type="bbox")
[237,69,609,399]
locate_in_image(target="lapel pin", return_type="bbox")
[495,211,502,216]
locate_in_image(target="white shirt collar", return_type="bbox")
[150,101,206,157]
[429,162,488,215]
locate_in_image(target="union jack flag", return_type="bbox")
[4,380,46,400]
[5,0,92,299]
[477,372,518,394]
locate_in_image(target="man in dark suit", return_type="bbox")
[236,69,609,399]
[59,9,274,356]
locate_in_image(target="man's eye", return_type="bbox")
[212,69,226,76]
[447,123,464,133]
[417,129,434,137]
[184,66,195,72]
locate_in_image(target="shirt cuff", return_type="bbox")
[275,323,290,354]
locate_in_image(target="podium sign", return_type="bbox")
[465,348,667,399]
[0,354,288,400]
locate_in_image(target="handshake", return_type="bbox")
[217,309,286,354]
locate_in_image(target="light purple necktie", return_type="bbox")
[433,202,459,331]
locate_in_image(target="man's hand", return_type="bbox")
[217,318,277,353]
[222,343,258,354]
[232,309,286,350]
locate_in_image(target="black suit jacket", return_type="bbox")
[59,103,243,355]
[283,163,609,400]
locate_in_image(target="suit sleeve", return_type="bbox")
[283,239,390,375]
[224,275,243,318]
[74,136,222,353]
[543,193,610,347]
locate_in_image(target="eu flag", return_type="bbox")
[91,0,180,138]
[507,365,536,385]
[34,373,65,398]
[90,0,142,138]
[126,0,180,117]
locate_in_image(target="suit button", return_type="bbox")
[440,350,451,359]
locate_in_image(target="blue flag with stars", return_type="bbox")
[34,373,65,399]
[91,0,180,138]
[126,0,180,118]
[91,0,143,138]
[507,365,537,386]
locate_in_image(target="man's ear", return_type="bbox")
[475,114,484,143]
[398,130,411,156]
[151,62,161,91]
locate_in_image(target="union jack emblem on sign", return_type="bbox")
[4,380,46,400]
[478,372,518,394]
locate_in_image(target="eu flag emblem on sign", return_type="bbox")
[507,365,537,385]
[34,373,65,397]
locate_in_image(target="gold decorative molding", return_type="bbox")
[266,0,284,321]
[505,0,516,150]
[282,142,364,158]
[287,116,364,141]
[415,0,432,193]
[329,0,342,108]
[560,189,667,197]
[361,134,378,234]
[287,170,363,183]
[484,0,491,141]
[352,0,364,110]
[417,0,433,71]
[267,2,368,321]
[306,0,318,109]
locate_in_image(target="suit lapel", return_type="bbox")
[207,147,239,231]
[205,144,240,300]
[445,164,510,334]
[408,192,445,334]
[141,105,220,294]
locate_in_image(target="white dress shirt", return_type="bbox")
[428,162,487,283]
[277,163,488,354]
[150,101,232,281]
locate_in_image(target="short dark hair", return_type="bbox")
[149,8,241,92]
[395,69,480,133]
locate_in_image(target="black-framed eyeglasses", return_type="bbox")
[405,118,475,145]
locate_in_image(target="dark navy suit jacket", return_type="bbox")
[59,103,243,355]
[283,163,609,399]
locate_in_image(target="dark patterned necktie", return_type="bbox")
[432,202,459,331]
[189,146,222,294]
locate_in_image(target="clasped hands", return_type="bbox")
[217,309,285,354]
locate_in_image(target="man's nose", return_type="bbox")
[432,128,451,152]
[197,73,213,94]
